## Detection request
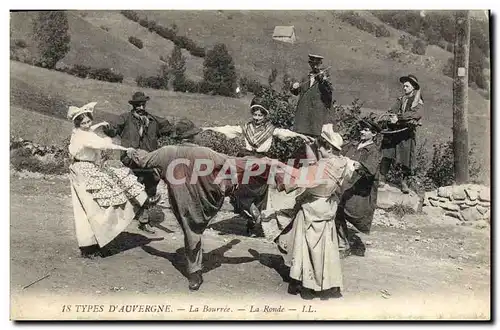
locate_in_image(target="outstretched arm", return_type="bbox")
[273,128,315,143]
[103,114,127,138]
[202,125,243,139]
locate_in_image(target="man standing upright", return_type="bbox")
[290,54,333,163]
[103,91,173,234]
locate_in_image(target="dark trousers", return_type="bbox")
[379,157,411,179]
[335,209,350,251]
[122,155,161,225]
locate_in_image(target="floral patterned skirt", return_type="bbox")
[70,161,145,207]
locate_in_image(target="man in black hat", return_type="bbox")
[290,54,333,164]
[379,74,423,194]
[103,91,173,234]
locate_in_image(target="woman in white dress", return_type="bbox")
[274,124,359,300]
[67,102,148,258]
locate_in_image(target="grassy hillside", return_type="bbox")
[10,61,249,134]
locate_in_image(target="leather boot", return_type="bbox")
[188,271,203,291]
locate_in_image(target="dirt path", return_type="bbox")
[9,174,490,320]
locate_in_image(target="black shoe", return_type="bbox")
[319,287,342,300]
[287,280,302,295]
[138,223,156,234]
[188,271,203,291]
[80,245,102,259]
[299,288,316,300]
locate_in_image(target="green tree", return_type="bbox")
[202,43,237,97]
[32,11,71,69]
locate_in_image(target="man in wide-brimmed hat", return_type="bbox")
[379,74,423,194]
[290,54,334,165]
[103,91,173,234]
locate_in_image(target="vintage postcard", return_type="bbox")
[9,8,491,320]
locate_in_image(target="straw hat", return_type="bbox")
[321,124,343,150]
[67,102,97,121]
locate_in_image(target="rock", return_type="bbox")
[459,204,470,210]
[441,202,460,212]
[479,187,490,202]
[423,191,438,206]
[445,211,464,221]
[429,199,442,208]
[452,186,467,200]
[422,205,445,217]
[474,220,489,229]
[376,186,421,212]
[460,207,483,222]
[476,205,489,215]
[478,201,491,208]
[465,199,479,207]
[437,186,452,199]
[465,188,478,201]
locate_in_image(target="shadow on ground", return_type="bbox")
[141,239,257,278]
[102,232,165,258]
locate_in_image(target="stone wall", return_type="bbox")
[423,184,490,226]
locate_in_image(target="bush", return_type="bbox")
[155,25,176,41]
[88,68,124,83]
[398,35,413,51]
[340,11,390,38]
[68,64,91,78]
[188,46,206,58]
[120,10,141,22]
[239,76,266,95]
[411,38,427,55]
[375,24,391,37]
[10,143,68,175]
[385,139,483,192]
[442,57,454,78]
[138,18,149,28]
[183,79,200,93]
[32,11,71,69]
[136,75,165,89]
[128,36,144,49]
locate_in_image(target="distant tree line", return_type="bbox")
[137,43,237,97]
[339,11,391,38]
[121,10,206,58]
[372,10,490,90]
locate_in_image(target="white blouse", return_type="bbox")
[69,128,126,162]
[207,125,299,153]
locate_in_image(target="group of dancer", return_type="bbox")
[66,53,423,300]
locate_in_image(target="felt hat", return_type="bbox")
[129,91,150,105]
[172,118,202,139]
